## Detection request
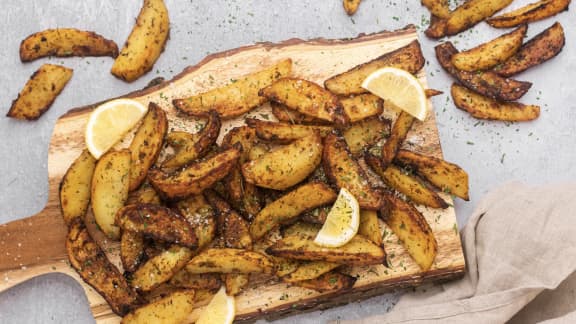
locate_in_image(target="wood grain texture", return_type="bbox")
[0,25,465,323]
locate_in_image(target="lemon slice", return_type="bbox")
[361,67,428,121]
[85,98,148,159]
[196,286,236,324]
[314,188,360,248]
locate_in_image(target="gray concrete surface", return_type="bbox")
[0,0,574,323]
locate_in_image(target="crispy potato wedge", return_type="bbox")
[358,210,383,247]
[175,195,216,249]
[444,0,514,36]
[242,132,322,190]
[162,110,220,169]
[451,25,527,72]
[323,132,383,210]
[493,22,565,77]
[343,116,391,155]
[148,146,240,200]
[425,14,449,39]
[282,261,340,283]
[170,271,221,290]
[246,118,333,143]
[324,40,425,96]
[121,231,146,273]
[111,0,169,82]
[365,154,448,209]
[250,182,337,240]
[425,88,444,98]
[116,204,197,248]
[221,126,257,162]
[59,149,96,226]
[126,183,161,206]
[451,83,540,121]
[173,59,292,118]
[340,94,384,123]
[421,0,451,19]
[224,273,250,296]
[7,64,72,120]
[487,0,570,28]
[129,103,168,191]
[205,190,252,250]
[293,271,357,293]
[272,256,301,277]
[381,111,415,167]
[121,290,195,324]
[186,248,273,274]
[20,28,118,62]
[395,149,469,200]
[260,78,348,126]
[343,0,362,15]
[271,101,327,125]
[67,222,141,316]
[130,245,194,292]
[91,149,131,240]
[247,143,270,161]
[435,41,532,101]
[380,194,438,271]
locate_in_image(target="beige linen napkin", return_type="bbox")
[337,182,576,324]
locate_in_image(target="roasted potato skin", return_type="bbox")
[246,118,333,143]
[20,28,118,62]
[7,64,73,120]
[204,190,252,250]
[425,15,449,39]
[343,116,391,155]
[381,111,415,166]
[120,290,195,324]
[224,273,250,296]
[185,248,274,274]
[487,0,570,28]
[175,195,216,249]
[293,271,357,293]
[121,231,146,274]
[444,0,514,36]
[170,271,221,290]
[130,245,194,292]
[59,149,96,226]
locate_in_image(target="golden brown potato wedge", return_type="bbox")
[111,0,169,82]
[170,271,221,290]
[250,182,337,240]
[224,273,250,296]
[67,222,141,316]
[380,194,438,271]
[91,149,131,240]
[323,132,383,210]
[493,22,565,77]
[260,78,348,126]
[204,190,252,250]
[487,0,570,28]
[173,59,292,118]
[421,0,451,19]
[451,25,527,72]
[162,110,220,169]
[425,88,444,98]
[293,271,357,293]
[340,94,384,123]
[358,210,383,247]
[246,118,333,143]
[20,28,118,62]
[126,183,161,205]
[221,126,257,162]
[242,132,322,190]
[148,146,240,200]
[395,149,469,201]
[435,41,532,101]
[444,0,514,36]
[121,290,195,324]
[282,261,340,283]
[324,40,425,96]
[130,245,194,292]
[425,15,449,39]
[186,248,273,274]
[381,111,415,167]
[121,230,147,274]
[129,103,168,191]
[343,116,391,155]
[59,149,96,226]
[175,195,216,249]
[451,83,540,121]
[272,256,301,277]
[343,0,362,15]
[7,64,72,120]
[270,101,327,125]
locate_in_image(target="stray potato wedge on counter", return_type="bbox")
[170,271,221,290]
[59,149,96,226]
[380,111,415,167]
[205,190,252,250]
[358,210,383,247]
[246,118,332,143]
[282,261,340,283]
[174,59,292,118]
[293,271,357,293]
[421,0,451,19]
[486,0,570,28]
[493,22,565,77]
[7,64,73,120]
[451,25,527,72]
[342,116,391,155]
[130,245,194,292]
[451,83,540,121]
[343,0,362,15]
[121,290,195,324]
[340,94,384,123]
[111,0,169,82]
[325,40,425,96]
[186,248,273,274]
[175,195,216,249]
[19,28,118,62]
[444,0,513,36]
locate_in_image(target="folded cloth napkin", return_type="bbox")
[336,182,576,324]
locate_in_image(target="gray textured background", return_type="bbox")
[0,1,574,323]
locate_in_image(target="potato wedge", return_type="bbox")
[7,64,73,120]
[173,59,292,118]
[340,94,384,123]
[121,290,195,324]
[121,231,147,273]
[358,210,383,247]
[59,149,96,226]
[67,222,141,316]
[272,256,301,277]
[20,28,118,62]
[343,116,391,155]
[170,271,221,290]
[175,195,216,249]
[260,78,348,126]
[381,111,415,167]
[223,166,261,222]
[425,88,444,98]
[116,204,197,248]
[451,25,527,72]
[129,103,168,191]
[126,183,161,206]
[324,40,425,96]
[323,132,383,210]
[204,190,252,250]
[242,132,322,190]
[435,41,532,101]
[451,83,540,121]
[148,146,240,200]
[186,248,273,274]
[444,0,514,36]
[380,193,438,271]
[293,271,357,293]
[487,0,570,28]
[271,101,327,125]
[91,149,131,240]
[224,273,250,296]
[246,118,333,143]
[425,15,449,39]
[395,149,469,201]
[111,0,169,82]
[493,22,565,77]
[130,245,194,292]
[250,182,337,240]
[421,0,451,19]
[343,0,362,15]
[282,261,340,283]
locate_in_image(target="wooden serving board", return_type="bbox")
[0,25,465,323]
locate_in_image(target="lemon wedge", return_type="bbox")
[85,98,148,159]
[196,286,236,324]
[361,67,428,121]
[314,188,360,248]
